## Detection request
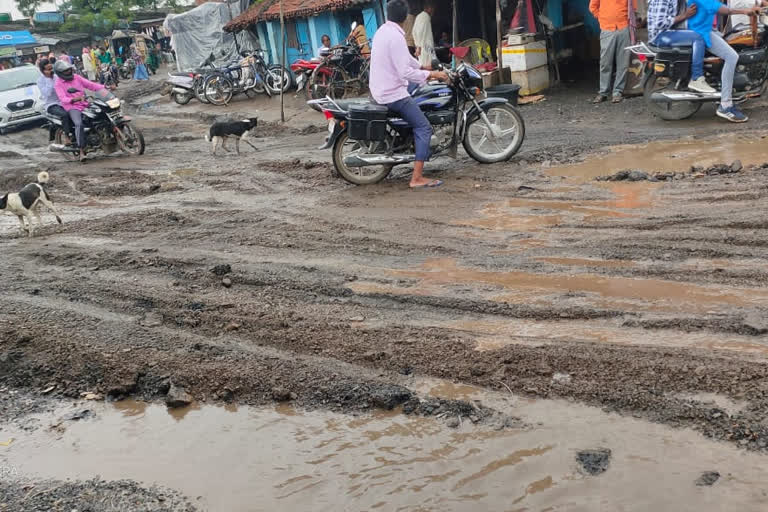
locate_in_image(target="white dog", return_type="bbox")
[0,171,62,237]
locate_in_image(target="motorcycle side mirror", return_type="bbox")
[67,87,78,93]
[351,21,357,31]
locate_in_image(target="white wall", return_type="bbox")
[0,0,62,21]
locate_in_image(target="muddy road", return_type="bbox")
[2,80,768,510]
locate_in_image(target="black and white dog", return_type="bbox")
[0,171,63,237]
[204,117,258,155]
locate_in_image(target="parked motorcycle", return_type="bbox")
[46,88,145,160]
[119,58,135,80]
[203,49,294,105]
[307,62,525,185]
[291,56,322,99]
[308,36,369,100]
[631,12,768,120]
[99,63,119,89]
[162,53,217,105]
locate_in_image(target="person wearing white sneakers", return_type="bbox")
[687,0,761,122]
[647,0,714,94]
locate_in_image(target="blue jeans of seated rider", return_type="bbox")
[653,30,705,80]
[386,96,432,162]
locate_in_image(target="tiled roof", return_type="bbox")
[224,0,366,32]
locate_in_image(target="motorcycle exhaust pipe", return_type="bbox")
[344,153,416,167]
[650,91,720,103]
[171,87,191,95]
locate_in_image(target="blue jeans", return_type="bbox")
[653,30,705,79]
[386,96,432,162]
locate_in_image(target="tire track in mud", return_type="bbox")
[5,108,768,456]
[3,232,768,450]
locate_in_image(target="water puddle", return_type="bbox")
[547,133,768,182]
[382,258,768,313]
[172,167,200,177]
[3,391,768,511]
[445,318,768,355]
[459,182,658,232]
[535,257,636,269]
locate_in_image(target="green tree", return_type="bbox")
[14,0,42,17]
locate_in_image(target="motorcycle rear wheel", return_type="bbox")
[173,92,192,105]
[267,65,292,94]
[332,131,394,185]
[54,129,79,161]
[644,74,702,121]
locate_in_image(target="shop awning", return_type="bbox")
[0,30,36,46]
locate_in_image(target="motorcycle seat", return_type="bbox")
[648,44,693,56]
[334,98,372,111]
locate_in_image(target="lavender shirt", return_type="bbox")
[369,21,430,105]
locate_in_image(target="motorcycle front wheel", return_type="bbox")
[463,103,525,163]
[332,130,394,185]
[117,124,145,155]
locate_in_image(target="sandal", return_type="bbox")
[592,94,607,104]
[410,179,443,189]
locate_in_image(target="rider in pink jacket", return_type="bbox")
[53,59,105,161]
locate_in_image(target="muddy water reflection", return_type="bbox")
[460,182,659,233]
[4,397,768,511]
[390,258,768,313]
[447,318,768,355]
[547,133,768,181]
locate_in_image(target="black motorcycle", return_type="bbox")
[46,88,145,160]
[631,12,768,120]
[307,62,525,185]
[119,58,136,80]
[99,63,119,88]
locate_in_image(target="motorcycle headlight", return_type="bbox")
[107,98,121,109]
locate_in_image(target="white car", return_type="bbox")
[0,65,44,134]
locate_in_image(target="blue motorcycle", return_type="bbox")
[308,62,525,185]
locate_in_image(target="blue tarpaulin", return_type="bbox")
[0,30,37,46]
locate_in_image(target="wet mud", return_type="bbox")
[3,79,768,508]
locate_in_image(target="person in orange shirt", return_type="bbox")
[589,0,634,103]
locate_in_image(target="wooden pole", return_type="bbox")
[280,0,285,122]
[495,0,502,74]
[452,0,459,55]
[480,0,487,42]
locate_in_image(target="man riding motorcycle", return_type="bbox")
[370,0,449,188]
[52,59,106,162]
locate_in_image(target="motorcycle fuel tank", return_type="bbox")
[412,84,455,111]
